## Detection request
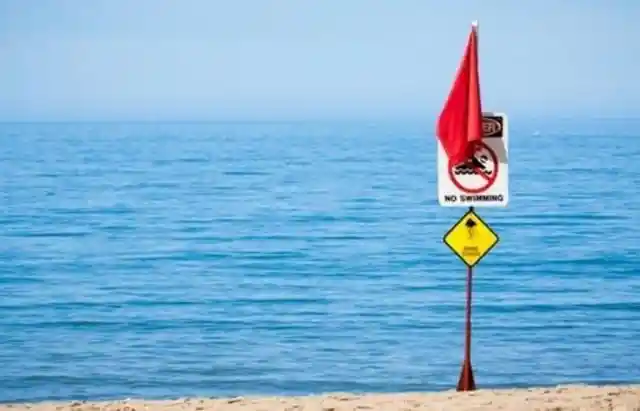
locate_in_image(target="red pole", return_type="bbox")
[456,260,476,391]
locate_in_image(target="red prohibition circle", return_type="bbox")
[448,142,499,194]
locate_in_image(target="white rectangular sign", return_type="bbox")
[437,112,509,207]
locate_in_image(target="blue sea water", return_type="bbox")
[1,119,639,403]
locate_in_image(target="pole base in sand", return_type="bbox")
[456,360,476,391]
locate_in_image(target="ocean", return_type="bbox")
[1,120,639,402]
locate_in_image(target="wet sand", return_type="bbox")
[2,385,639,411]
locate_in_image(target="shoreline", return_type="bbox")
[2,384,639,411]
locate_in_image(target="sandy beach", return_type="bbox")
[2,385,639,411]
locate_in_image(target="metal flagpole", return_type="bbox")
[456,207,476,391]
[457,21,480,392]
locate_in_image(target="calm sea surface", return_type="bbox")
[1,120,639,402]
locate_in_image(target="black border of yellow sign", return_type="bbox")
[442,208,500,268]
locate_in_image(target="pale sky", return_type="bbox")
[0,0,638,121]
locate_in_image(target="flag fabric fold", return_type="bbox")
[436,25,483,167]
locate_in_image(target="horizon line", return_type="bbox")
[1,114,639,125]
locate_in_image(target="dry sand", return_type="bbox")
[2,385,639,411]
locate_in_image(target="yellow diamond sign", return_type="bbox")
[443,209,499,267]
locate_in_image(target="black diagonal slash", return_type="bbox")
[465,218,477,239]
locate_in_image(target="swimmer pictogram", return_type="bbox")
[447,142,499,194]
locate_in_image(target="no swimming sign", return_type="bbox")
[437,113,509,207]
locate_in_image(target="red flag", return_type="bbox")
[436,24,483,167]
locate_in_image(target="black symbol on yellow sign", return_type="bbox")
[465,218,477,239]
